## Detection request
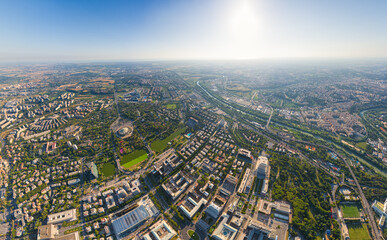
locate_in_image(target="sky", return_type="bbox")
[0,0,387,62]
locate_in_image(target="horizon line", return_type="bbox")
[1,56,387,65]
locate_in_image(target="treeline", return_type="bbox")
[349,100,387,114]
[269,152,340,240]
[17,183,48,204]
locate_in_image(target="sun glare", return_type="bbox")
[226,0,263,58]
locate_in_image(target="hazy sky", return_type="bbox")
[1,0,387,61]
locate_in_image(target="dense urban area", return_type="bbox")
[0,61,386,240]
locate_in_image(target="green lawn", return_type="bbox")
[188,230,200,240]
[121,150,148,169]
[151,127,187,153]
[238,200,244,208]
[166,104,177,109]
[100,162,115,177]
[348,223,371,240]
[355,142,367,150]
[341,204,360,218]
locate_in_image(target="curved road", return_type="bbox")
[196,80,383,240]
[111,90,154,176]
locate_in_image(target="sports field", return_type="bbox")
[151,127,187,153]
[340,204,360,218]
[348,223,371,240]
[121,150,148,169]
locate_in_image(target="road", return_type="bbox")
[196,80,383,240]
[330,184,343,238]
[265,105,274,129]
[112,90,154,176]
[198,80,386,177]
[275,137,382,239]
[181,224,208,240]
[111,90,132,175]
[0,136,10,239]
[339,152,382,240]
[266,128,381,239]
[114,90,121,118]
[73,88,222,239]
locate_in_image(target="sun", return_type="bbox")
[226,0,263,58]
[230,0,259,34]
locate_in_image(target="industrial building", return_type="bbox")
[112,199,159,240]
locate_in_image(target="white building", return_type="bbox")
[212,214,238,240]
[206,202,222,219]
[37,224,58,240]
[47,209,77,224]
[372,198,387,227]
[179,197,207,219]
[142,220,177,240]
[38,224,80,240]
[112,198,159,240]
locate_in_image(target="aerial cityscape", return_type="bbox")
[0,1,386,240]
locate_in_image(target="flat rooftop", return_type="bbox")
[47,209,77,224]
[112,205,150,238]
[257,199,272,215]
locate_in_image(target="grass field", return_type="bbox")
[341,204,360,218]
[188,230,200,240]
[166,104,177,109]
[355,142,367,150]
[100,162,116,177]
[121,150,148,169]
[348,223,371,240]
[151,127,187,153]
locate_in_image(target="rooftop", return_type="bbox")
[180,197,207,219]
[212,215,238,240]
[55,232,80,240]
[37,224,58,240]
[47,209,77,224]
[112,205,151,237]
[142,220,177,240]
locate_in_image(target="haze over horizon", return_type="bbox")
[1,0,387,62]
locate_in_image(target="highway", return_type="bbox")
[265,105,273,129]
[339,151,382,240]
[196,80,383,240]
[278,138,382,239]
